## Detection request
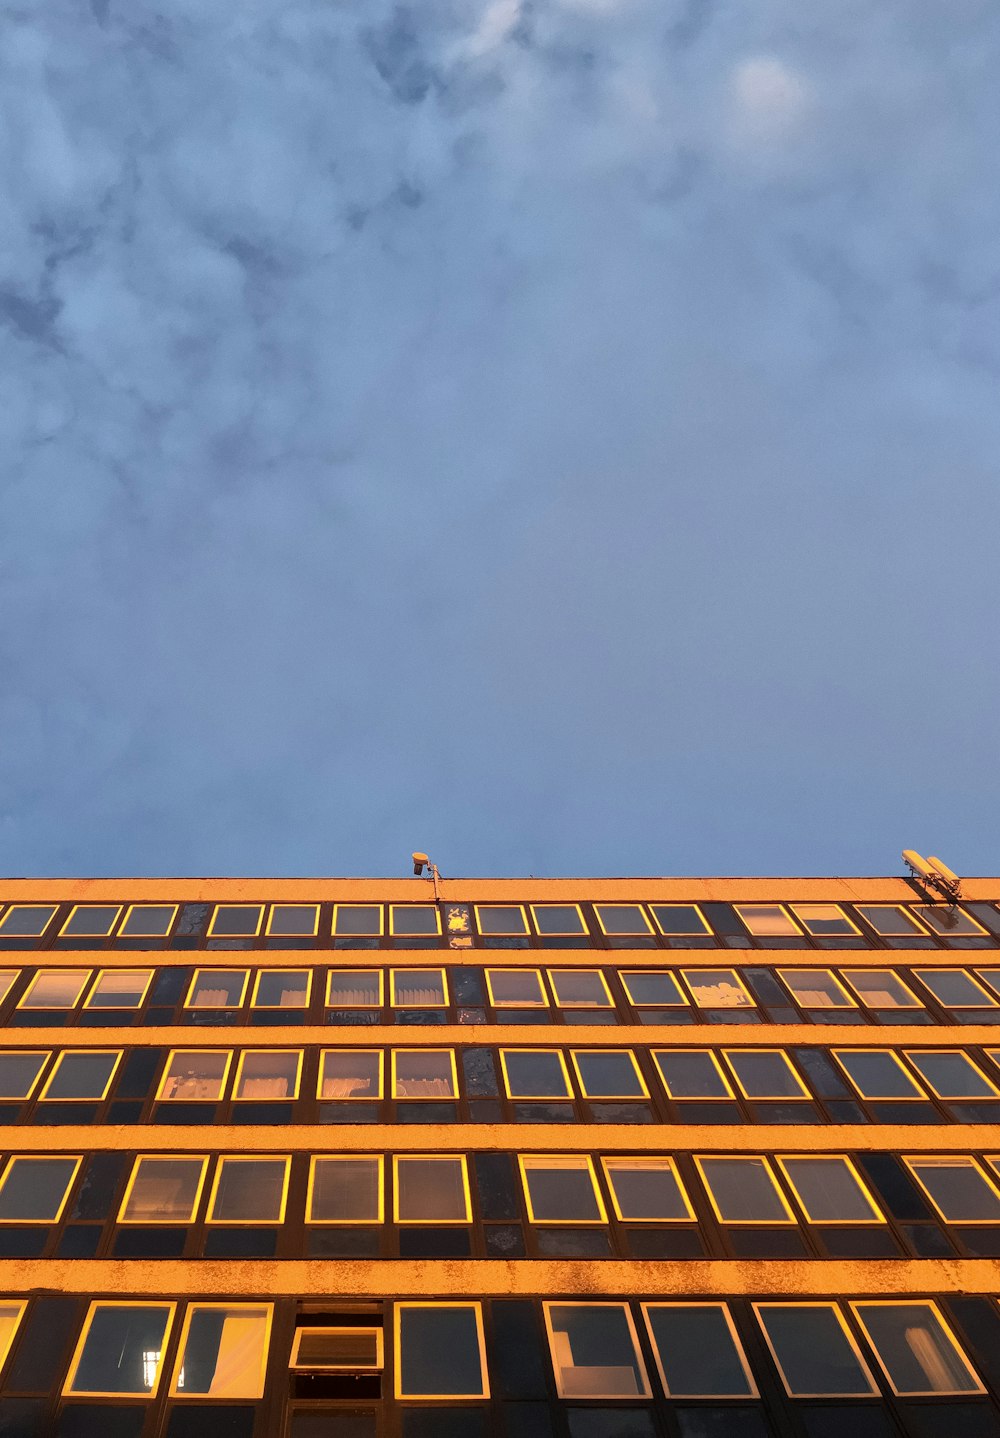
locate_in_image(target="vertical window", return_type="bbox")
[775,1156,883,1223]
[59,906,122,939]
[905,1049,998,1099]
[485,969,548,1007]
[85,969,153,1009]
[653,1049,733,1100]
[905,1157,1000,1223]
[308,1157,383,1223]
[0,1155,81,1222]
[571,1049,647,1099]
[18,970,91,1009]
[326,970,383,1008]
[389,907,441,937]
[543,1303,650,1398]
[681,970,755,1009]
[207,906,264,939]
[0,1051,49,1100]
[547,970,613,1008]
[695,1156,795,1224]
[734,905,801,937]
[832,1049,925,1099]
[393,1155,471,1223]
[0,906,57,938]
[754,1304,877,1396]
[618,971,687,1007]
[395,1303,489,1398]
[266,905,319,937]
[391,969,448,1007]
[855,906,929,937]
[64,1302,176,1395]
[499,1049,572,1100]
[790,905,861,937]
[392,1049,457,1099]
[841,970,923,1009]
[649,905,712,939]
[39,1050,121,1101]
[119,1155,209,1223]
[723,1049,809,1099]
[170,1304,273,1398]
[476,906,529,936]
[851,1301,985,1394]
[318,1049,383,1101]
[641,1304,756,1397]
[332,906,384,937]
[602,1157,693,1222]
[157,1049,232,1102]
[251,970,311,1008]
[519,1156,606,1223]
[208,1157,291,1223]
[185,969,250,1009]
[914,970,998,1009]
[593,905,654,936]
[231,1049,302,1100]
[530,905,588,937]
[0,1303,26,1376]
[118,905,177,938]
[0,973,16,1005]
[777,969,856,1009]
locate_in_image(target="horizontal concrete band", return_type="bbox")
[1,1123,997,1153]
[4,1257,1000,1298]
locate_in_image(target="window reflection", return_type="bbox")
[682,970,754,1009]
[65,1303,175,1395]
[19,970,90,1010]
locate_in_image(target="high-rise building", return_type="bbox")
[0,866,999,1438]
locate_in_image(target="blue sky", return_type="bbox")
[1,0,998,878]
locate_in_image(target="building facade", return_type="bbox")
[0,873,998,1437]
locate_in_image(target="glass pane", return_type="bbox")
[0,1051,48,1099]
[293,1328,381,1370]
[253,970,310,1008]
[0,906,56,937]
[159,1050,230,1101]
[791,905,858,937]
[724,1050,808,1099]
[855,906,927,937]
[396,1304,488,1397]
[643,1304,755,1397]
[86,970,152,1008]
[209,906,263,938]
[333,906,383,936]
[393,1050,456,1099]
[833,1050,923,1099]
[682,970,753,1008]
[735,905,800,937]
[521,1157,604,1222]
[697,1157,791,1223]
[573,1049,645,1098]
[842,970,922,1008]
[0,1156,78,1221]
[916,970,997,1008]
[905,1050,996,1099]
[121,1157,206,1223]
[392,969,446,1006]
[67,1304,173,1394]
[395,1157,469,1222]
[0,972,17,1005]
[978,970,1000,1000]
[187,970,248,1008]
[650,906,711,937]
[853,1302,983,1394]
[603,1158,691,1221]
[501,1050,571,1099]
[777,1157,881,1222]
[120,906,177,938]
[0,1304,25,1371]
[309,1158,381,1223]
[477,907,529,936]
[327,971,382,1007]
[234,1051,300,1100]
[545,1304,649,1398]
[268,905,318,936]
[914,906,986,937]
[20,971,89,1009]
[173,1305,270,1397]
[61,907,121,938]
[532,906,587,936]
[548,971,611,1007]
[390,907,439,936]
[654,1050,730,1099]
[619,971,686,1006]
[210,1158,288,1222]
[42,1050,119,1100]
[756,1305,876,1396]
[907,1158,1000,1222]
[319,1050,382,1100]
[487,970,547,1007]
[595,905,652,936]
[778,970,855,1008]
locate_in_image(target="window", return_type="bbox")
[602,1157,693,1222]
[485,969,547,1007]
[520,1155,606,1223]
[649,905,712,939]
[64,1302,176,1396]
[291,1327,383,1371]
[904,1049,998,1099]
[318,1049,383,1101]
[618,971,687,1007]
[0,1303,26,1376]
[0,905,57,938]
[915,969,998,1008]
[392,1049,457,1099]
[543,1303,650,1398]
[913,906,988,938]
[531,905,588,936]
[978,970,1000,1000]
[18,970,90,1009]
[170,1303,273,1398]
[266,905,319,937]
[59,905,122,938]
[833,1049,925,1099]
[186,969,250,1009]
[681,969,754,1009]
[499,1048,572,1100]
[653,1049,733,1100]
[395,1303,489,1398]
[39,1049,121,1101]
[251,969,311,1008]
[389,906,441,937]
[594,905,653,936]
[232,1049,302,1100]
[641,1303,756,1397]
[778,969,856,1009]
[855,906,929,937]
[0,1155,81,1222]
[391,968,447,1007]
[476,906,529,936]
[208,1157,290,1223]
[571,1048,647,1099]
[0,1051,49,1100]
[851,1301,985,1395]
[333,905,383,937]
[695,1156,795,1223]
[0,973,16,1005]
[548,970,612,1007]
[326,970,383,1008]
[734,905,801,937]
[775,1156,883,1223]
[157,1049,232,1102]
[790,905,861,937]
[85,969,153,1009]
[904,1157,1000,1223]
[841,969,923,1009]
[119,905,177,938]
[308,1156,383,1223]
[754,1304,877,1396]
[394,1155,471,1223]
[119,1155,209,1223]
[723,1049,809,1100]
[207,905,264,939]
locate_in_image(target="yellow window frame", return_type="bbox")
[850,1299,986,1396]
[499,1047,573,1100]
[117,1154,210,1225]
[0,905,58,938]
[250,969,312,1009]
[0,1301,27,1378]
[519,1154,607,1225]
[485,968,548,1008]
[903,1048,1000,1100]
[83,968,154,1009]
[332,904,385,937]
[393,1154,472,1224]
[694,1154,797,1226]
[325,970,384,1008]
[206,905,265,939]
[0,1154,82,1224]
[618,970,688,1007]
[317,1049,384,1101]
[776,968,856,1008]
[652,1048,735,1101]
[0,1050,50,1101]
[184,968,251,1010]
[17,969,92,1010]
[388,906,442,937]
[789,904,863,937]
[543,1301,650,1400]
[475,905,529,936]
[390,967,449,1007]
[905,1155,1000,1225]
[832,1048,926,1100]
[265,905,320,938]
[306,1155,384,1224]
[547,969,613,1008]
[733,903,802,938]
[913,905,989,937]
[680,968,756,1009]
[840,969,924,1009]
[914,969,999,1009]
[722,1048,810,1101]
[58,905,123,939]
[0,972,18,1006]
[155,1049,234,1103]
[39,1049,122,1102]
[593,904,654,937]
[640,1302,758,1398]
[648,904,713,938]
[774,1154,884,1225]
[391,1047,458,1100]
[206,1155,291,1225]
[290,1325,384,1370]
[118,904,178,938]
[394,1302,490,1399]
[231,1049,303,1101]
[529,904,589,936]
[754,1302,878,1398]
[601,1156,695,1223]
[854,905,931,937]
[63,1301,177,1397]
[169,1302,274,1399]
[571,1048,648,1100]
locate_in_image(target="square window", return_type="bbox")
[913,906,988,937]
[681,970,754,1009]
[389,907,441,937]
[778,969,855,1009]
[0,1155,81,1223]
[734,905,801,938]
[520,1156,606,1223]
[186,970,250,1009]
[904,1049,998,1100]
[318,1049,383,1101]
[157,1050,232,1102]
[170,1303,272,1398]
[392,1049,457,1100]
[905,1157,1000,1223]
[119,905,178,938]
[500,1049,572,1100]
[395,1303,489,1398]
[476,907,529,936]
[775,1156,882,1223]
[602,1157,693,1222]
[530,906,588,937]
[291,1327,383,1371]
[790,905,861,937]
[723,1049,809,1100]
[208,1157,290,1223]
[308,1156,383,1223]
[840,969,922,1009]
[19,970,91,1010]
[618,972,686,1007]
[695,1156,794,1224]
[266,905,319,937]
[207,906,264,939]
[326,970,383,1008]
[85,970,153,1009]
[391,969,448,1007]
[40,1049,121,1101]
[119,1155,209,1223]
[854,906,928,937]
[486,970,547,1007]
[548,971,612,1008]
[64,1302,175,1396]
[641,1303,756,1397]
[915,970,998,1009]
[851,1301,984,1395]
[653,1050,732,1100]
[59,906,122,939]
[754,1303,877,1396]
[394,1155,471,1223]
[572,1049,647,1100]
[333,906,384,936]
[0,1051,49,1100]
[543,1303,650,1399]
[251,970,311,1008]
[232,1050,302,1100]
[649,905,712,938]
[594,906,653,937]
[0,906,57,938]
[832,1049,925,1100]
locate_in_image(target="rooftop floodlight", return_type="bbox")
[411,851,442,899]
[902,850,962,903]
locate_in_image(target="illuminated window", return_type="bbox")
[170,1304,273,1398]
[318,1049,383,1101]
[530,905,588,936]
[389,907,441,937]
[904,1049,998,1100]
[59,906,122,938]
[734,905,801,937]
[913,906,988,938]
[594,905,653,936]
[915,969,998,1009]
[0,906,57,938]
[119,1156,209,1223]
[681,969,754,1009]
[208,1157,290,1223]
[571,1048,647,1099]
[119,905,177,938]
[391,968,448,1007]
[0,973,17,1006]
[653,1049,733,1099]
[855,906,929,937]
[851,1301,984,1395]
[394,1155,471,1223]
[790,905,861,937]
[641,1303,756,1397]
[618,971,686,1006]
[775,1156,883,1223]
[392,1049,457,1099]
[18,970,90,1009]
[755,1304,877,1396]
[602,1157,694,1222]
[157,1049,232,1102]
[85,969,153,1009]
[266,905,319,937]
[291,1327,383,1371]
[333,906,383,936]
[232,1049,302,1100]
[723,1049,809,1100]
[520,1155,606,1223]
[548,970,612,1007]
[186,969,250,1009]
[326,970,383,1008]
[778,969,856,1009]
[395,1303,489,1398]
[695,1156,795,1224]
[40,1049,121,1101]
[841,969,922,1009]
[833,1049,925,1100]
[64,1303,176,1396]
[649,905,712,939]
[476,906,529,936]
[308,1156,383,1223]
[207,905,264,939]
[251,969,311,1008]
[0,1155,81,1222]
[0,1052,47,1100]
[905,1157,1000,1223]
[544,1303,650,1398]
[0,1303,26,1377]
[499,1048,572,1100]
[485,969,547,1007]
